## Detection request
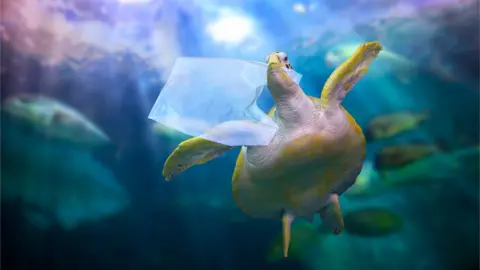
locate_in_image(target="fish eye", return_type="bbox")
[284,56,288,61]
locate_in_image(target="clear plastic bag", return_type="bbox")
[148,57,302,146]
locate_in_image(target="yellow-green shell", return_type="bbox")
[232,97,366,219]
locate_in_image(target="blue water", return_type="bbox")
[1,0,478,270]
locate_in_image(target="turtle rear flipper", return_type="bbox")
[163,137,235,180]
[282,212,296,258]
[318,194,344,235]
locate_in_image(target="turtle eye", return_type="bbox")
[284,56,288,61]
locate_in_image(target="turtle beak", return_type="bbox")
[266,53,281,66]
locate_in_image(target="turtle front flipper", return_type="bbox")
[320,41,382,107]
[163,118,279,180]
[163,137,235,180]
[318,194,344,235]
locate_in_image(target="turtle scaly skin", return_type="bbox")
[162,42,382,257]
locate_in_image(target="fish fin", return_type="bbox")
[318,194,344,235]
[163,137,235,180]
[282,212,296,258]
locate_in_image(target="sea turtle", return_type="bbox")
[162,41,382,257]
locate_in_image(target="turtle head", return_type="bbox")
[265,52,293,69]
[264,51,301,105]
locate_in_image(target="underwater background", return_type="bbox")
[1,0,479,270]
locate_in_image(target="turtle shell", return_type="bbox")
[231,98,366,219]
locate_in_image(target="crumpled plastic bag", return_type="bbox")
[148,57,303,146]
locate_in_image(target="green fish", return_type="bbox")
[1,94,110,148]
[374,140,451,170]
[346,145,480,198]
[365,111,430,142]
[343,207,403,237]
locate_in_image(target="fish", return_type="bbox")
[345,145,480,198]
[0,117,129,230]
[1,94,110,148]
[374,140,450,170]
[379,146,479,188]
[343,207,403,237]
[365,111,429,141]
